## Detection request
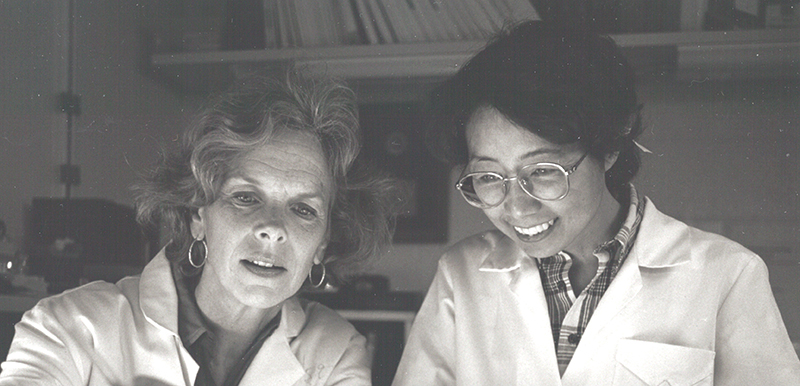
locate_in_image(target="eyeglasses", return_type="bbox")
[455,152,589,208]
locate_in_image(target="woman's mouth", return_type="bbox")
[249,260,274,268]
[242,259,286,277]
[513,219,556,241]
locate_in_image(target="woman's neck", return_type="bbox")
[570,187,625,260]
[194,283,282,385]
[194,284,281,344]
[564,188,625,294]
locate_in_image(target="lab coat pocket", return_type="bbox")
[612,339,715,386]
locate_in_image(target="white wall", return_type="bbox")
[0,1,191,249]
[70,0,192,204]
[0,0,68,243]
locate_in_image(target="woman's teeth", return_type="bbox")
[514,219,555,236]
[250,260,274,268]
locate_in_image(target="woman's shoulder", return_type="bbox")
[30,278,139,322]
[295,297,358,336]
[289,297,368,366]
[638,198,764,271]
[14,279,142,348]
[445,229,506,254]
[439,230,516,268]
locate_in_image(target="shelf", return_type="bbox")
[147,28,799,99]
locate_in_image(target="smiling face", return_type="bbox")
[190,130,333,312]
[465,106,621,259]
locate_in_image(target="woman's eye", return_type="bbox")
[530,168,559,178]
[232,192,259,205]
[293,204,319,219]
[477,173,501,183]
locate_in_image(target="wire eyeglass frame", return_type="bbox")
[455,152,590,208]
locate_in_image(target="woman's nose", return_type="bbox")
[503,180,541,215]
[254,210,287,243]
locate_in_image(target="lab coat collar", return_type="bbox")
[478,232,527,272]
[239,298,306,385]
[139,249,180,335]
[630,198,692,269]
[138,249,307,386]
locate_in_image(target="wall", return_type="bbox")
[0,0,192,249]
[69,0,193,204]
[0,0,68,243]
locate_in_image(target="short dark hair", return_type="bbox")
[134,73,399,285]
[426,20,644,199]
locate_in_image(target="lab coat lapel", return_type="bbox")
[574,198,689,346]
[564,200,692,380]
[138,250,201,385]
[502,250,561,383]
[239,299,307,386]
[482,234,554,358]
[238,334,305,386]
[564,250,643,380]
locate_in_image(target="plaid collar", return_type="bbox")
[591,185,643,277]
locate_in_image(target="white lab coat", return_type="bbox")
[393,198,800,385]
[0,250,370,386]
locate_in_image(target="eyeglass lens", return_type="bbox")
[459,164,569,207]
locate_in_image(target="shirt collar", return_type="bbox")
[171,262,208,347]
[591,185,643,262]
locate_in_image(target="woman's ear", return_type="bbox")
[604,152,620,172]
[313,234,329,266]
[189,208,206,240]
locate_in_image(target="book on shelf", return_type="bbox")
[379,0,415,43]
[316,0,342,46]
[448,0,484,40]
[353,0,381,44]
[406,0,438,41]
[416,0,454,41]
[438,1,473,40]
[275,0,301,47]
[294,0,319,47]
[475,0,506,32]
[225,0,266,50]
[503,0,541,23]
[256,0,542,49]
[394,0,429,41]
[274,0,289,47]
[366,0,397,43]
[332,0,361,45]
[459,0,495,38]
[263,0,279,48]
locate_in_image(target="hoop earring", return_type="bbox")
[188,239,207,268]
[308,263,326,288]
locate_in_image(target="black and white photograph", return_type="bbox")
[0,0,798,385]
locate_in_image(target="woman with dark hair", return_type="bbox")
[393,21,799,385]
[0,73,399,386]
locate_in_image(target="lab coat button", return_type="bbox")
[568,333,580,344]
